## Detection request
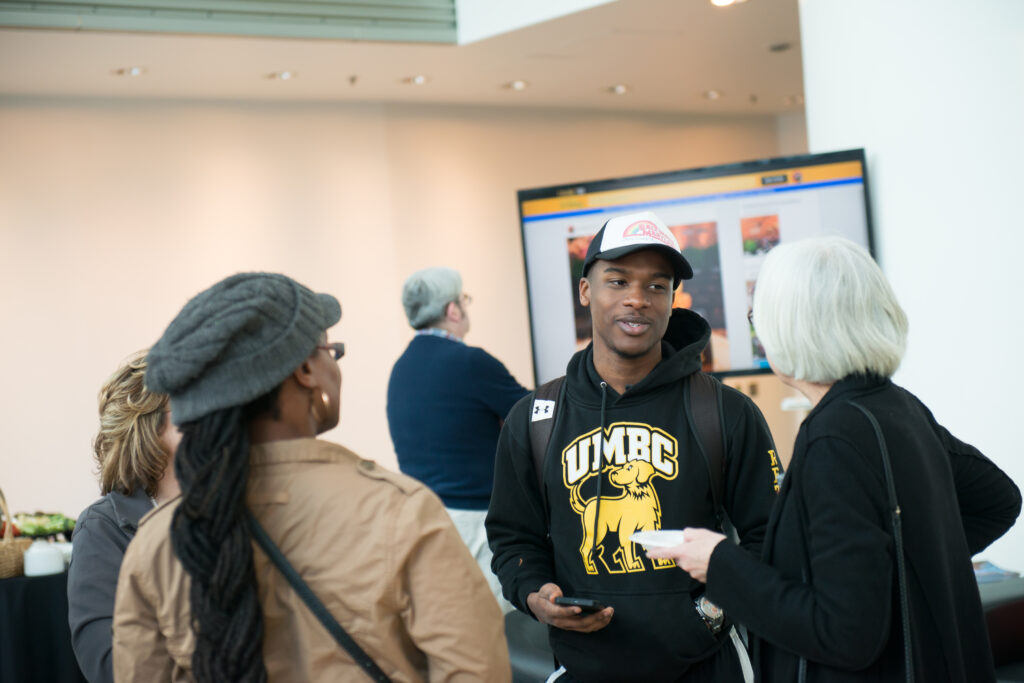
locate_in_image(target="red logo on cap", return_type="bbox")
[622,220,674,247]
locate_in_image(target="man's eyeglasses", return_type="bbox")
[318,342,345,360]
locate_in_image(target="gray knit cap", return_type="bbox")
[146,272,341,425]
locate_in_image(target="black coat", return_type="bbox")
[707,374,1021,682]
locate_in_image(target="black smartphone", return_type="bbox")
[554,596,608,613]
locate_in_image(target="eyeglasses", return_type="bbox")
[317,342,345,360]
[459,293,472,306]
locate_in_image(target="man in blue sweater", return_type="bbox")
[387,267,529,611]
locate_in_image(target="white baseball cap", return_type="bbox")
[582,211,693,286]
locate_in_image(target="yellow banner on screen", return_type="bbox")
[521,160,864,218]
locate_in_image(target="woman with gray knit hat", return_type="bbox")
[111,272,510,682]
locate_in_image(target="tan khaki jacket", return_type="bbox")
[113,438,510,682]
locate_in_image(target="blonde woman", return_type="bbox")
[67,351,181,683]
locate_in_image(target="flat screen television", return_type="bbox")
[517,148,874,384]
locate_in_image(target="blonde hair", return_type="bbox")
[94,350,171,496]
[752,236,908,383]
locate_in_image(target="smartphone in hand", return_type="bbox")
[554,597,608,614]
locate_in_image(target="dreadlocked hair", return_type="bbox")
[171,387,281,683]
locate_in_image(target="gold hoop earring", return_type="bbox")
[310,389,330,424]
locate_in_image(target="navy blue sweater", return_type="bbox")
[387,334,529,509]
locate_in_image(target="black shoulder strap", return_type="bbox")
[528,376,566,499]
[685,372,726,525]
[246,512,393,683]
[848,400,914,683]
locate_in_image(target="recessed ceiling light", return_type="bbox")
[608,84,630,95]
[710,0,748,6]
[266,71,296,81]
[504,80,529,91]
[112,66,145,77]
[403,75,429,85]
[703,90,723,100]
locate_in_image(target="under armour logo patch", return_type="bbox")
[531,399,556,422]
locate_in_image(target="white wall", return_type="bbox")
[0,97,784,520]
[799,0,1024,569]
[775,111,808,157]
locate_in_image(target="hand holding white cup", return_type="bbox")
[644,527,727,583]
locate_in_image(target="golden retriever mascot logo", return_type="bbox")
[569,460,677,574]
[562,422,679,574]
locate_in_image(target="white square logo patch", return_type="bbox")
[531,399,556,422]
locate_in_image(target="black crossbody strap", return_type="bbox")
[848,401,914,683]
[246,512,393,683]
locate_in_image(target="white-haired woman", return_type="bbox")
[647,237,1020,682]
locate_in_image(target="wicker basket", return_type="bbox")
[0,487,31,579]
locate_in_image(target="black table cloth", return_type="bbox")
[0,571,87,683]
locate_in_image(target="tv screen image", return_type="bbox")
[518,149,873,383]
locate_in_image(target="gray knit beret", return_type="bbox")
[146,272,341,425]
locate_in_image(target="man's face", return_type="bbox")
[579,249,674,362]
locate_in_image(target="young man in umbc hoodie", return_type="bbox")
[486,211,780,682]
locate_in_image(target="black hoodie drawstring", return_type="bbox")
[592,381,608,567]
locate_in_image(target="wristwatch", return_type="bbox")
[694,595,725,634]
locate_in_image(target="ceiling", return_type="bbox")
[0,0,804,115]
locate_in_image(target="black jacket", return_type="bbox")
[68,488,153,683]
[707,375,1022,682]
[486,309,780,682]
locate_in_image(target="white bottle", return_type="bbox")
[23,539,65,576]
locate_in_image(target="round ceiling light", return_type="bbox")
[403,75,429,85]
[112,66,146,77]
[608,84,630,95]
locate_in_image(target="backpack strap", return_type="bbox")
[527,376,566,506]
[684,372,727,527]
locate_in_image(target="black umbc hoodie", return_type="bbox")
[487,309,780,682]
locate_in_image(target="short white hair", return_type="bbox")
[752,236,908,383]
[401,267,462,329]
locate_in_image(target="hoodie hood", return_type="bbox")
[567,308,710,405]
